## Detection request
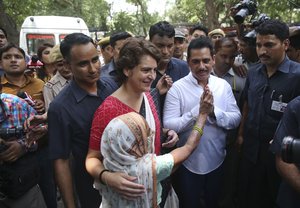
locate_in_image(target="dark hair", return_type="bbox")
[110,32,132,48]
[255,19,289,41]
[100,42,110,50]
[60,33,94,62]
[290,35,300,49]
[214,37,238,54]
[0,42,25,60]
[187,37,214,60]
[37,43,54,62]
[0,27,7,38]
[225,31,237,38]
[116,37,161,83]
[149,21,175,41]
[189,23,209,36]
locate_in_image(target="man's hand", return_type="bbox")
[236,135,244,152]
[24,113,47,131]
[233,63,247,78]
[33,99,45,114]
[24,113,48,145]
[200,85,214,115]
[26,125,48,146]
[103,171,145,200]
[0,140,24,162]
[162,129,179,148]
[156,74,173,95]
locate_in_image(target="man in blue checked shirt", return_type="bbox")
[0,83,46,208]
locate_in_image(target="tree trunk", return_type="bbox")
[0,0,19,44]
[205,0,219,30]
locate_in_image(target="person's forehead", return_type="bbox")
[256,34,281,42]
[114,39,127,48]
[175,37,185,42]
[193,30,206,36]
[3,47,23,55]
[152,34,174,44]
[212,34,223,37]
[190,47,212,58]
[0,30,6,37]
[217,46,236,55]
[70,43,97,59]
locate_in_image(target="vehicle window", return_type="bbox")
[59,34,68,42]
[26,34,55,55]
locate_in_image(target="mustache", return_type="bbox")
[259,55,270,59]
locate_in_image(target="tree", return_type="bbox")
[167,0,300,30]
[109,11,136,34]
[125,0,160,36]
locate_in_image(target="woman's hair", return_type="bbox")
[37,43,54,62]
[37,43,54,81]
[115,37,161,83]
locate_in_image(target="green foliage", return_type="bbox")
[167,0,300,29]
[257,0,300,23]
[2,0,110,32]
[109,11,136,34]
[3,0,49,28]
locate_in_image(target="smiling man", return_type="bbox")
[163,37,241,208]
[47,33,118,208]
[237,19,300,208]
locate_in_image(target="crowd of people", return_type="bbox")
[0,13,299,208]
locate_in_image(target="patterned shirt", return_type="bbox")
[0,93,36,129]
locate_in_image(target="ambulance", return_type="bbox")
[19,16,90,55]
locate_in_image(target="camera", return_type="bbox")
[251,13,270,27]
[233,0,257,24]
[281,136,300,164]
[0,127,24,153]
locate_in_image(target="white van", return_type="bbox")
[19,16,90,55]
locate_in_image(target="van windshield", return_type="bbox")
[26,34,55,55]
[59,34,67,42]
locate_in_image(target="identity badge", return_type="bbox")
[271,100,287,113]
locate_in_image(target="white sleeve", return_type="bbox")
[213,82,241,130]
[163,85,199,133]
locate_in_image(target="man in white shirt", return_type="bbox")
[163,37,241,208]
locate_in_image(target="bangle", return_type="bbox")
[193,125,203,136]
[99,169,110,185]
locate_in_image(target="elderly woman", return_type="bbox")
[95,82,212,207]
[86,38,178,200]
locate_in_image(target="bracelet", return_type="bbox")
[99,169,110,185]
[193,125,203,136]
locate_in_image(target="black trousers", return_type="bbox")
[238,145,281,208]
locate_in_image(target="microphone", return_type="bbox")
[17,91,35,106]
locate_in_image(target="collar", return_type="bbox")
[211,68,234,78]
[1,74,32,86]
[55,72,69,86]
[187,72,212,87]
[260,55,290,74]
[276,56,291,73]
[70,80,101,103]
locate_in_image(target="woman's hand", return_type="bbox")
[103,171,145,200]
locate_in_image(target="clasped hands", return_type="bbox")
[199,85,214,115]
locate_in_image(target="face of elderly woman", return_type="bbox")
[124,55,157,93]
